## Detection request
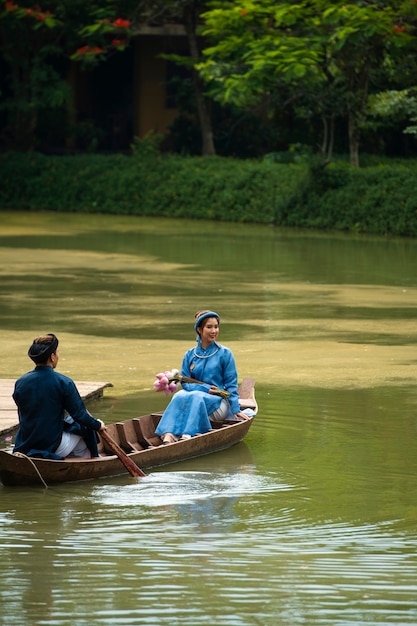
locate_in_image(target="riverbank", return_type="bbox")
[1,151,417,237]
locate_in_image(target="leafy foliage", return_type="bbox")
[1,151,417,236]
[369,88,417,136]
[198,0,417,166]
[281,160,417,236]
[0,151,302,223]
[0,0,136,148]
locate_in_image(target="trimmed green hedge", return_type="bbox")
[1,151,417,236]
[281,162,417,236]
[0,151,300,223]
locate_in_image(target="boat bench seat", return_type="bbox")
[99,423,121,454]
[133,413,163,448]
[238,377,256,410]
[116,421,145,452]
[99,421,148,454]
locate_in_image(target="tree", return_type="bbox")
[366,4,417,146]
[198,0,413,166]
[319,1,410,166]
[0,1,135,149]
[137,0,216,155]
[0,0,219,155]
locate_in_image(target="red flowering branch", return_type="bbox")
[71,14,133,62]
[4,1,19,11]
[113,18,131,29]
[111,38,127,50]
[3,1,59,27]
[2,2,133,62]
[74,45,105,58]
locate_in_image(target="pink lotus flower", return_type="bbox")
[153,369,180,395]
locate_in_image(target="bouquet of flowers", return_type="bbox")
[153,368,230,399]
[153,369,180,396]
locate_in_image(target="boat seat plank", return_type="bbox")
[136,413,163,447]
[99,423,120,454]
[116,422,144,452]
[239,398,257,410]
[132,419,150,448]
[238,377,256,410]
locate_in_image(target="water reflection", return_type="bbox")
[1,212,417,625]
[2,451,417,626]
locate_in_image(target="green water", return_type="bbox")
[1,211,417,625]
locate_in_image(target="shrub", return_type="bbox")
[284,162,417,236]
[0,151,303,224]
[1,151,417,236]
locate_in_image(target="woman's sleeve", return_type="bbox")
[222,349,241,414]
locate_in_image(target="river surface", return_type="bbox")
[1,211,417,625]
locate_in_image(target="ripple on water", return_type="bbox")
[90,469,295,509]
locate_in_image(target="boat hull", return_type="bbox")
[0,415,254,486]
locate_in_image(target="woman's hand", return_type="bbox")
[234,411,249,421]
[208,385,230,398]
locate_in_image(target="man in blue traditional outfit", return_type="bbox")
[13,333,105,459]
[155,310,248,444]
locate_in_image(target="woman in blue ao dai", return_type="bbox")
[155,310,248,444]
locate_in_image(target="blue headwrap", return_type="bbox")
[194,311,220,333]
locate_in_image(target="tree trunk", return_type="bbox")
[8,63,37,150]
[346,63,369,169]
[320,114,334,165]
[183,4,216,156]
[348,110,360,168]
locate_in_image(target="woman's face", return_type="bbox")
[199,317,219,346]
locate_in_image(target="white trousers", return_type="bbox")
[55,431,91,458]
[210,399,230,422]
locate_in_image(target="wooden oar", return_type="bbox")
[100,429,146,477]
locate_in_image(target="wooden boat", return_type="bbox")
[0,378,256,487]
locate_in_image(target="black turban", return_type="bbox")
[28,334,59,364]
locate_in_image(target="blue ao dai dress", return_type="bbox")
[155,340,241,438]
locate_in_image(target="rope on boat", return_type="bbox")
[13,452,48,488]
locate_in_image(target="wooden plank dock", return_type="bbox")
[0,379,113,436]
